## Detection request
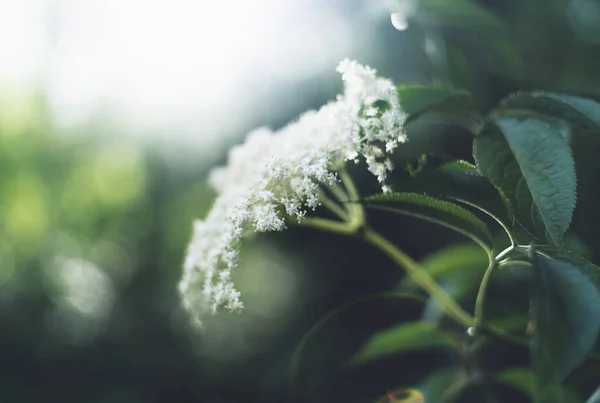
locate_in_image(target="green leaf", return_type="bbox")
[497,368,584,403]
[396,162,514,226]
[535,246,600,291]
[399,244,488,322]
[364,192,493,250]
[401,243,488,289]
[500,91,600,133]
[473,117,577,244]
[438,159,479,175]
[587,386,600,403]
[496,368,535,397]
[530,254,600,388]
[290,293,425,400]
[418,369,463,402]
[487,314,530,334]
[535,385,585,403]
[396,84,474,121]
[400,156,472,179]
[352,322,456,366]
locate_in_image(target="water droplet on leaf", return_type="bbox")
[391,13,409,31]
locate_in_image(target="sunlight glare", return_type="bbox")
[0,0,353,152]
[46,0,304,129]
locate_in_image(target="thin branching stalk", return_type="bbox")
[302,172,475,329]
[474,257,497,329]
[361,227,474,328]
[316,189,350,221]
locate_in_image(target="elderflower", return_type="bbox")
[180,59,407,326]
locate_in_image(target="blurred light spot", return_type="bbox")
[89,239,135,286]
[0,88,39,137]
[0,241,16,287]
[568,0,600,43]
[4,174,48,247]
[92,144,145,207]
[174,239,299,361]
[48,257,114,318]
[391,13,409,31]
[260,5,351,81]
[424,37,437,56]
[43,231,86,260]
[235,241,299,318]
[0,0,47,83]
[61,164,98,225]
[46,0,312,126]
[44,257,115,344]
[4,0,352,153]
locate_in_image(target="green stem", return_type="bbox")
[494,244,530,262]
[474,257,496,329]
[484,324,528,347]
[340,169,364,224]
[329,181,351,203]
[473,243,533,332]
[486,213,517,247]
[299,173,535,359]
[300,217,357,236]
[362,227,474,328]
[300,217,474,328]
[305,173,474,330]
[366,203,493,256]
[498,220,518,247]
[317,189,350,221]
[340,169,360,201]
[498,260,532,270]
[458,201,517,247]
[495,244,516,262]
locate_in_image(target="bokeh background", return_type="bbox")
[2,0,600,402]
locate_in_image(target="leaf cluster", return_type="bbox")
[293,83,600,403]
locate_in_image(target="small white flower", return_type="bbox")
[364,106,378,117]
[306,194,321,210]
[180,59,407,326]
[385,140,397,153]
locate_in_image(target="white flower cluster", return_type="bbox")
[180,59,407,326]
